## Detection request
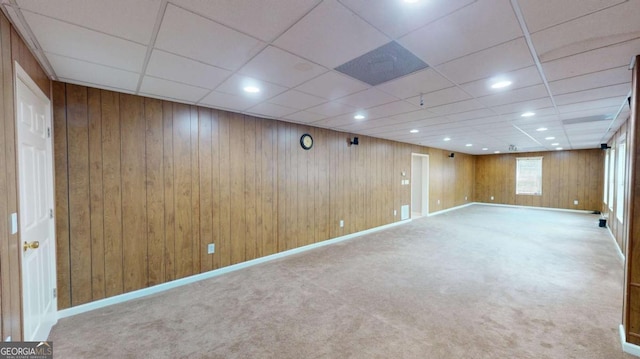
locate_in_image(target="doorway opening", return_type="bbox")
[411,154,429,218]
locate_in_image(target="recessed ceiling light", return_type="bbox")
[410,129,419,133]
[545,136,555,140]
[443,137,451,141]
[494,151,501,154]
[354,114,365,120]
[556,147,563,150]
[243,86,260,93]
[521,112,535,117]
[536,127,547,132]
[551,143,559,146]
[482,148,488,151]
[465,144,473,147]
[491,80,512,89]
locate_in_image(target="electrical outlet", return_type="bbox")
[393,210,397,216]
[574,200,578,205]
[5,336,11,341]
[465,196,467,201]
[491,196,494,200]
[207,243,215,254]
[437,199,440,205]
[340,220,344,228]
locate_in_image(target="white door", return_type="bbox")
[16,63,57,341]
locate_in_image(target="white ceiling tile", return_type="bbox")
[364,101,420,120]
[376,68,454,99]
[531,1,639,62]
[460,66,543,98]
[548,66,630,95]
[478,84,549,107]
[23,11,146,72]
[273,0,389,68]
[307,101,357,117]
[312,113,359,128]
[268,90,327,110]
[246,103,298,119]
[542,38,640,81]
[554,83,630,106]
[155,4,265,70]
[284,111,327,124]
[435,38,534,84]
[399,0,522,66]
[199,91,261,111]
[57,77,136,95]
[47,52,139,92]
[339,0,475,38]
[429,99,486,115]
[389,110,439,123]
[146,50,231,89]
[335,88,398,109]
[492,98,554,115]
[215,74,288,101]
[558,106,621,120]
[517,0,626,33]
[239,46,328,87]
[407,87,471,108]
[557,97,624,113]
[444,108,496,122]
[295,71,369,100]
[17,0,161,44]
[140,76,209,103]
[171,0,321,42]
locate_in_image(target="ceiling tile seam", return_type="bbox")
[599,90,631,143]
[392,0,482,41]
[542,37,640,66]
[151,48,237,73]
[135,0,169,94]
[553,81,632,97]
[259,0,324,43]
[138,92,198,105]
[528,0,631,34]
[143,74,212,91]
[510,0,571,149]
[548,65,630,85]
[512,123,544,148]
[5,0,57,80]
[43,50,141,75]
[57,77,139,94]
[16,7,150,47]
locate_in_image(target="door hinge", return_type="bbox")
[47,127,51,138]
[49,209,53,219]
[53,288,56,298]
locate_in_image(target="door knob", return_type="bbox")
[23,241,39,252]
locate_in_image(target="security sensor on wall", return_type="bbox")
[349,137,359,146]
[600,143,611,150]
[448,153,454,158]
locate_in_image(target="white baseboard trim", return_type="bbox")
[620,324,640,357]
[608,227,625,262]
[474,202,595,214]
[57,218,412,319]
[427,202,475,217]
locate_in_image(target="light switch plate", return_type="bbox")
[207,243,215,254]
[10,213,17,234]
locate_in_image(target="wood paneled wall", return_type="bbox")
[475,149,603,211]
[0,12,51,341]
[53,83,475,309]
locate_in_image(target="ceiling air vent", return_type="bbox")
[334,41,429,86]
[562,115,610,125]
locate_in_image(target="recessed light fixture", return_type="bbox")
[243,86,260,93]
[494,151,501,154]
[491,80,512,89]
[551,143,559,146]
[536,127,547,132]
[521,112,535,117]
[443,137,451,141]
[482,148,488,151]
[410,129,419,133]
[465,144,473,147]
[556,147,563,150]
[354,114,365,120]
[545,136,555,140]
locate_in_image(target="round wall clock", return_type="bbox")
[300,133,313,150]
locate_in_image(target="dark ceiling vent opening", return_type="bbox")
[334,41,429,86]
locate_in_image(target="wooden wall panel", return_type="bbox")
[475,150,603,210]
[53,84,478,309]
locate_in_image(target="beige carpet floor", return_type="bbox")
[49,205,633,358]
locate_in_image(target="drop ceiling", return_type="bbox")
[4,0,638,154]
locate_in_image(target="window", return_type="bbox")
[516,157,542,195]
[603,151,609,204]
[609,149,615,210]
[616,142,626,222]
